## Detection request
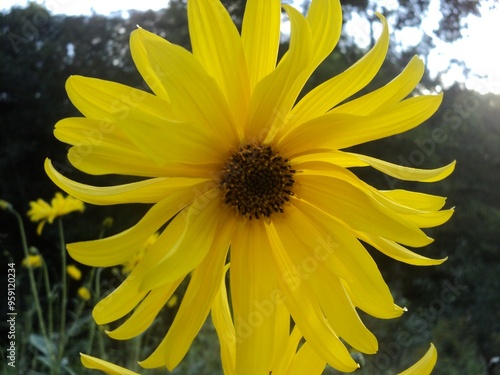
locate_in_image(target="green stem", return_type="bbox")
[42,260,54,339]
[56,218,67,374]
[9,209,56,368]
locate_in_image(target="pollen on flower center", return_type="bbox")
[219,144,295,220]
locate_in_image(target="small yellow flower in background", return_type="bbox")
[78,286,91,301]
[167,294,178,308]
[45,0,454,372]
[27,192,84,235]
[22,254,43,268]
[102,217,114,229]
[0,199,12,210]
[121,232,159,275]
[67,264,82,280]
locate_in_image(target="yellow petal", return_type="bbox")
[348,153,456,182]
[130,28,238,150]
[292,150,368,168]
[306,0,342,67]
[334,55,425,115]
[284,14,389,134]
[230,220,283,375]
[67,188,198,267]
[160,210,233,370]
[266,222,359,372]
[45,158,211,205]
[271,326,303,375]
[65,75,225,165]
[188,0,250,128]
[279,94,443,156]
[211,265,236,375]
[296,172,432,247]
[271,205,378,354]
[402,209,454,228]
[80,354,139,375]
[106,281,181,340]
[241,0,281,90]
[246,5,313,142]
[399,344,438,375]
[140,191,226,290]
[294,198,404,319]
[93,206,188,324]
[358,233,447,266]
[288,342,327,375]
[55,118,215,177]
[380,190,447,211]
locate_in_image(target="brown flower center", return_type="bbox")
[219,144,295,220]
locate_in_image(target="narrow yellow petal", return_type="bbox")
[246,5,313,142]
[265,222,359,372]
[80,354,139,375]
[241,0,281,90]
[127,28,170,102]
[55,118,215,177]
[289,342,327,375]
[271,205,378,354]
[334,55,425,115]
[348,153,456,182]
[271,326,303,375]
[93,207,188,324]
[67,189,198,267]
[279,94,443,156]
[293,198,404,319]
[285,14,389,134]
[399,344,438,375]
[292,150,368,168]
[211,265,236,375]
[106,282,181,340]
[130,28,238,149]
[45,158,211,205]
[306,0,342,67]
[402,209,454,228]
[380,190,447,211]
[65,75,225,166]
[231,220,283,375]
[188,0,250,128]
[296,172,432,247]
[160,211,233,370]
[358,233,447,266]
[140,191,226,290]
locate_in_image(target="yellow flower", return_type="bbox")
[0,199,12,210]
[67,264,82,280]
[121,232,159,275]
[45,0,453,373]
[167,294,178,308]
[22,254,43,268]
[27,192,85,235]
[78,286,91,301]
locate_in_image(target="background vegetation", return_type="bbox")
[1,0,499,374]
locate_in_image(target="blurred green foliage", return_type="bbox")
[1,1,499,374]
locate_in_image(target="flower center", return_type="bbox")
[219,144,295,220]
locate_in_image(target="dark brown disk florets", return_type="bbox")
[219,144,295,220]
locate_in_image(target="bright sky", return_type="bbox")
[2,0,498,94]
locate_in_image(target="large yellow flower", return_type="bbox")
[45,0,454,373]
